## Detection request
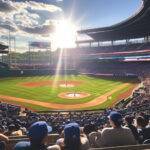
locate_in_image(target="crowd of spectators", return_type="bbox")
[0,62,9,69]
[72,42,150,54]
[78,61,150,76]
[0,77,149,149]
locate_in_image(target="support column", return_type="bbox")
[49,42,52,66]
[28,42,31,64]
[111,40,114,46]
[8,26,11,67]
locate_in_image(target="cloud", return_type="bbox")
[0,0,17,12]
[19,24,55,35]
[0,23,17,32]
[14,10,39,27]
[0,17,18,32]
[27,1,62,12]
[0,0,63,36]
[15,0,63,5]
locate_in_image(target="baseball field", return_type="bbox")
[0,75,138,111]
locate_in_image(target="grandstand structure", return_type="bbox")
[0,0,149,78]
[0,43,9,69]
[62,0,150,77]
[78,0,150,41]
[0,43,8,54]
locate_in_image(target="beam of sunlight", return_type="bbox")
[64,48,68,86]
[51,48,63,92]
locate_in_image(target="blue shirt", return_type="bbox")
[14,141,47,150]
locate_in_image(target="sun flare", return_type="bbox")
[52,19,77,49]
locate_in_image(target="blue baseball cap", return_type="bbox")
[28,121,52,142]
[64,123,80,139]
[108,111,122,123]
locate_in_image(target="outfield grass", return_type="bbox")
[0,75,137,111]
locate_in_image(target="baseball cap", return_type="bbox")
[108,111,122,123]
[28,121,52,142]
[64,123,80,139]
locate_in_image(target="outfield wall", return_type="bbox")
[0,69,78,77]
[0,68,138,78]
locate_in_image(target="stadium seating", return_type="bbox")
[68,42,150,54]
[90,144,150,150]
[7,134,60,150]
[6,137,150,150]
[0,62,9,69]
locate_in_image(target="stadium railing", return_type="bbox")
[7,134,150,150]
[90,144,150,150]
[7,134,60,150]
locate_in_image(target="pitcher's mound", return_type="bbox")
[58,92,91,99]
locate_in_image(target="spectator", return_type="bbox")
[88,131,101,148]
[56,123,90,150]
[136,116,150,143]
[0,134,9,150]
[99,111,137,147]
[5,124,15,136]
[11,124,23,136]
[14,121,60,150]
[124,115,139,142]
[83,123,97,135]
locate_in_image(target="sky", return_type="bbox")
[0,0,142,51]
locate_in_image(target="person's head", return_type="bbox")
[64,122,81,150]
[124,115,134,125]
[28,121,52,145]
[143,114,149,126]
[136,116,146,128]
[83,123,97,135]
[108,111,123,128]
[8,124,15,132]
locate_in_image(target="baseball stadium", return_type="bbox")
[0,0,150,150]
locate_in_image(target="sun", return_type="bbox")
[52,19,77,49]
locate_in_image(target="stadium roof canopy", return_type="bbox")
[78,0,150,41]
[0,43,9,54]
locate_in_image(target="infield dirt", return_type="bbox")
[0,83,136,110]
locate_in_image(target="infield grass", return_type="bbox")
[0,75,137,110]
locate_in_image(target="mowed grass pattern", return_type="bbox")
[0,75,135,110]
